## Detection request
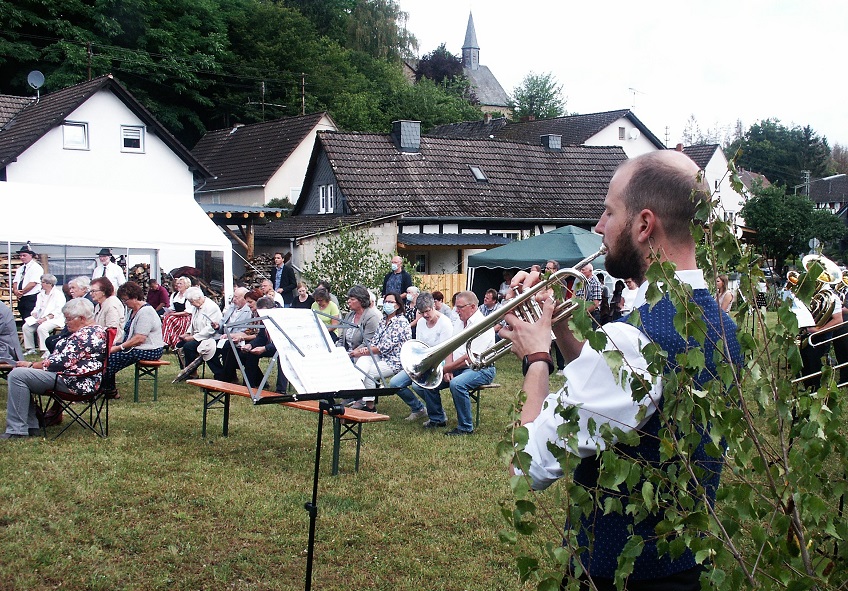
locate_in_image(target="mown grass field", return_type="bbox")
[0,353,555,591]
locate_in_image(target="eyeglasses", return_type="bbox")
[455,303,473,310]
[90,289,103,293]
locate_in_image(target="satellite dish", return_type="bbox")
[27,70,45,90]
[628,128,641,140]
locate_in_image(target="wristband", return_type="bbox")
[522,352,555,376]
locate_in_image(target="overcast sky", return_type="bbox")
[398,0,847,149]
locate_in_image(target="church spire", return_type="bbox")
[462,12,479,71]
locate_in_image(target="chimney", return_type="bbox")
[391,120,421,153]
[675,143,684,151]
[484,113,492,124]
[540,134,562,152]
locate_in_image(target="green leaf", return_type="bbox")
[641,481,654,513]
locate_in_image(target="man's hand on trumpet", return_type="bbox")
[498,268,554,359]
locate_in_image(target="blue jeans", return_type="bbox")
[417,366,495,432]
[389,371,425,413]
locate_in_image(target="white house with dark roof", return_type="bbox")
[283,120,625,275]
[192,112,337,207]
[680,144,746,226]
[809,174,848,215]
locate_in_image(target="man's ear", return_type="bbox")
[634,209,657,244]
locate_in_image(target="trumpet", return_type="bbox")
[400,246,607,388]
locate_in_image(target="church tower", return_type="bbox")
[461,12,479,71]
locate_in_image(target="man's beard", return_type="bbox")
[604,223,646,282]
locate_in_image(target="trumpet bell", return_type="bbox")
[400,339,444,389]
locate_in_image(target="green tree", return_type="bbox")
[830,143,848,175]
[346,0,417,62]
[727,119,831,187]
[415,43,463,84]
[508,71,566,121]
[300,226,393,303]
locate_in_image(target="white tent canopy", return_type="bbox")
[0,181,233,301]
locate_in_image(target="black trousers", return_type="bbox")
[18,294,37,324]
[572,565,703,591]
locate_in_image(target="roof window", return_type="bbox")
[469,165,488,183]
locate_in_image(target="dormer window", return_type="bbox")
[63,121,89,150]
[469,165,488,183]
[121,125,145,153]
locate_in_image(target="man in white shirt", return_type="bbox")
[418,290,496,435]
[12,245,43,321]
[260,279,285,307]
[92,248,125,291]
[499,150,742,588]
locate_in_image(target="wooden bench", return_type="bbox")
[185,379,390,475]
[469,383,501,427]
[0,362,13,380]
[133,359,171,402]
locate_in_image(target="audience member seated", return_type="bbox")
[161,277,193,349]
[0,300,23,362]
[348,291,410,411]
[260,278,285,307]
[46,276,92,353]
[390,291,453,422]
[22,274,66,355]
[311,287,340,342]
[336,285,381,354]
[175,287,222,376]
[90,276,125,342]
[212,289,262,383]
[291,281,315,309]
[146,278,171,316]
[417,290,496,436]
[2,299,107,439]
[206,287,252,381]
[236,296,288,393]
[101,281,164,399]
[317,280,339,307]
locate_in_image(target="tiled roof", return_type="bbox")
[0,75,211,177]
[809,174,848,204]
[464,66,510,107]
[398,233,511,247]
[300,132,626,221]
[0,95,34,128]
[254,211,405,243]
[682,144,720,169]
[192,113,329,192]
[429,109,666,150]
[200,204,285,214]
[429,117,508,138]
[737,168,771,192]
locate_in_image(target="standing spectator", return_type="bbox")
[621,277,640,314]
[90,277,125,342]
[91,248,125,290]
[609,280,626,323]
[390,292,453,421]
[716,274,733,312]
[12,245,43,321]
[574,263,603,326]
[291,282,315,309]
[418,291,496,435]
[22,274,66,355]
[146,278,170,315]
[382,255,413,302]
[270,252,298,306]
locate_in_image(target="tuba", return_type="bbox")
[786,254,843,328]
[400,247,607,388]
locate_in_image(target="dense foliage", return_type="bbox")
[501,165,848,589]
[727,119,832,187]
[509,71,566,121]
[0,0,479,145]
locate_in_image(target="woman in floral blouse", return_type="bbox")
[2,298,108,438]
[348,291,411,411]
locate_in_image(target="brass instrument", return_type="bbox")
[786,254,843,328]
[400,247,607,388]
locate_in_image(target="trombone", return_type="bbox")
[400,246,607,389]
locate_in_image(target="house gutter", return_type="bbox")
[196,184,265,193]
[401,216,599,225]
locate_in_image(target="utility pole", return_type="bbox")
[802,170,811,196]
[301,73,306,116]
[87,42,92,81]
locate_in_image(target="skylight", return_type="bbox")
[469,165,488,182]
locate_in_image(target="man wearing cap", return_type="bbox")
[12,245,44,321]
[92,248,126,291]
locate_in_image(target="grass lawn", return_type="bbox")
[0,353,550,591]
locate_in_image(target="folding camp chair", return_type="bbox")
[35,327,117,439]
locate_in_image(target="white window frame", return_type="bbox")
[327,184,335,213]
[618,126,626,140]
[121,125,145,153]
[319,185,327,213]
[63,121,89,150]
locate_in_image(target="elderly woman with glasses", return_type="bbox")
[100,281,165,399]
[175,286,222,376]
[2,298,107,439]
[336,285,381,354]
[22,274,67,355]
[90,276,125,342]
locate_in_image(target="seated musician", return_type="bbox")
[101,281,165,399]
[205,287,252,380]
[210,289,262,383]
[237,297,288,394]
[414,291,496,435]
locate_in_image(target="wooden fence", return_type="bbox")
[418,274,466,301]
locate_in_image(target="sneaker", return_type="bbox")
[444,428,472,436]
[556,369,566,377]
[422,419,447,429]
[175,348,186,369]
[404,408,428,421]
[23,349,38,356]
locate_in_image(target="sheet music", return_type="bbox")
[260,308,365,395]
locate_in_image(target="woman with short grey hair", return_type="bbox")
[22,273,67,355]
[337,285,381,353]
[68,276,92,300]
[175,287,222,376]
